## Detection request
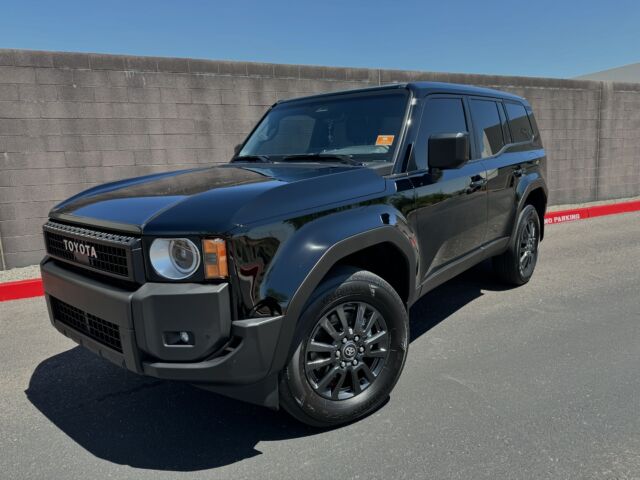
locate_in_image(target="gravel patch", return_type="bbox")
[0,265,41,283]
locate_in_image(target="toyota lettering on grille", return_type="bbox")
[63,239,98,259]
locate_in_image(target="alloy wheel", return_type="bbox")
[518,217,538,277]
[304,301,390,400]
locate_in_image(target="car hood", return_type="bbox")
[51,163,387,235]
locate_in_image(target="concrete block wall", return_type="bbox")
[0,49,639,269]
[597,82,640,199]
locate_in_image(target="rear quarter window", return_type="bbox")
[505,102,534,143]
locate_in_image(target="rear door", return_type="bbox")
[480,99,536,241]
[410,95,488,281]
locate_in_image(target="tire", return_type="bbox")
[493,204,541,285]
[279,268,409,427]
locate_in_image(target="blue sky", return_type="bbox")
[1,0,638,78]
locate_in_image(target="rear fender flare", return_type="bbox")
[512,174,548,239]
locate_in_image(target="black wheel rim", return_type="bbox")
[304,301,390,400]
[518,217,538,277]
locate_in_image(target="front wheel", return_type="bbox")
[493,204,541,285]
[279,268,409,427]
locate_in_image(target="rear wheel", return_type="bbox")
[279,268,408,427]
[493,204,541,285]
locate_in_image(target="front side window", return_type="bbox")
[421,98,468,138]
[469,99,505,158]
[239,90,409,164]
[505,102,534,143]
[418,97,468,169]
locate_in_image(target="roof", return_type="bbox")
[277,81,526,105]
[408,81,525,101]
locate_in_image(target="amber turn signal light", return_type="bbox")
[202,238,228,279]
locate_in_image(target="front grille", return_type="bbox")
[50,297,123,352]
[43,221,137,280]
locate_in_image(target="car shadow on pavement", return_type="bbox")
[26,260,512,472]
[409,259,514,342]
[26,348,318,471]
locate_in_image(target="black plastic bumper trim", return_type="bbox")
[40,258,284,406]
[142,314,284,385]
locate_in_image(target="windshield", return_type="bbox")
[238,89,409,164]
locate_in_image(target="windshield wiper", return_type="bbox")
[230,155,273,163]
[281,153,363,166]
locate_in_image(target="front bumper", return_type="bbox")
[41,259,284,407]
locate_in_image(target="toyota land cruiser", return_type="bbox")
[41,82,547,426]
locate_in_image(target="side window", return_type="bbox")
[497,102,511,144]
[469,99,505,158]
[418,98,467,169]
[525,106,542,146]
[505,102,534,143]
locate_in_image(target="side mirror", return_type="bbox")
[233,144,242,156]
[428,132,470,169]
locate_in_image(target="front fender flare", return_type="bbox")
[264,211,418,376]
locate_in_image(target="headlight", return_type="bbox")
[149,238,201,280]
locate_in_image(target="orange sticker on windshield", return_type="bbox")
[375,135,395,146]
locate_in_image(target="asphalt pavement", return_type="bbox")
[1,212,639,480]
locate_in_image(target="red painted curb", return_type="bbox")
[0,199,638,302]
[0,278,44,302]
[544,200,640,225]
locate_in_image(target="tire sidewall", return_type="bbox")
[282,272,408,426]
[513,204,540,283]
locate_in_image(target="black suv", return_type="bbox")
[41,82,547,426]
